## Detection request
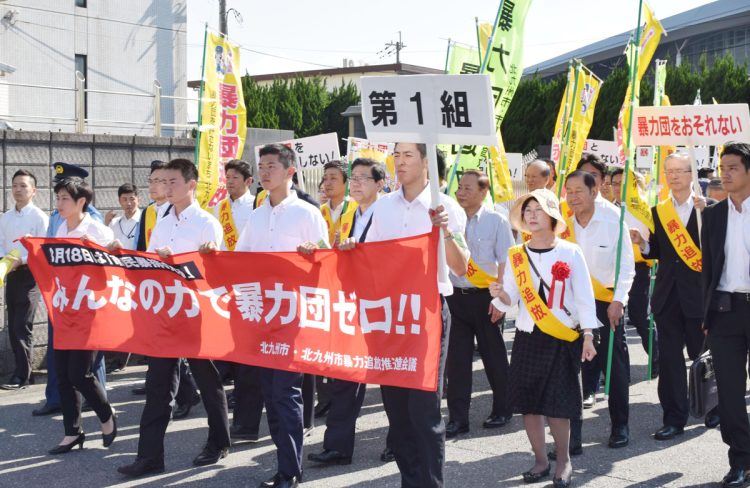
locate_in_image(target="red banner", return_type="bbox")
[22,232,441,391]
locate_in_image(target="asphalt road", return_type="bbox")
[0,323,732,487]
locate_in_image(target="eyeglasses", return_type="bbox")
[349,176,375,183]
[664,169,692,176]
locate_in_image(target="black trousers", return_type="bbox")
[578,300,630,434]
[137,357,230,460]
[55,349,112,436]
[629,262,659,369]
[261,368,304,479]
[316,375,332,408]
[232,363,264,434]
[302,373,315,429]
[381,296,450,488]
[445,289,510,425]
[5,267,41,382]
[654,287,703,428]
[322,379,367,457]
[709,295,750,471]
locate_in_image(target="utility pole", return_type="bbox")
[219,0,228,35]
[383,31,406,64]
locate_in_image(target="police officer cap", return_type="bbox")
[53,162,89,181]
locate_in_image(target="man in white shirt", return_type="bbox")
[117,159,230,478]
[107,183,141,251]
[308,157,386,467]
[135,160,172,252]
[701,142,750,488]
[0,170,49,390]
[360,143,469,488]
[231,143,328,488]
[564,170,635,452]
[212,159,255,251]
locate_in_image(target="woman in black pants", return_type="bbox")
[49,177,117,454]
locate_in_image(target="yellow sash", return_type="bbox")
[509,245,580,342]
[256,190,268,208]
[633,243,653,266]
[144,204,157,249]
[560,215,615,303]
[321,199,358,245]
[218,198,239,251]
[655,198,702,272]
[465,257,497,288]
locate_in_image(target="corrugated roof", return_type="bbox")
[523,0,750,77]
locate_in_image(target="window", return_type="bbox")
[75,0,86,7]
[75,54,87,118]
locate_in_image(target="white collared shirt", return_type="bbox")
[235,191,328,252]
[109,210,142,251]
[57,213,114,247]
[573,205,635,304]
[0,201,48,264]
[671,191,695,227]
[353,203,376,242]
[211,191,255,251]
[718,196,750,292]
[366,183,467,296]
[451,206,513,289]
[492,240,599,332]
[329,199,345,223]
[148,201,222,253]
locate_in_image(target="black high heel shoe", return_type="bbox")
[553,474,573,487]
[102,414,117,447]
[522,464,551,483]
[48,433,85,454]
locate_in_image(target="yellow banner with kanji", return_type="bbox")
[560,64,601,175]
[655,199,702,272]
[197,32,247,209]
[509,245,580,342]
[551,66,576,171]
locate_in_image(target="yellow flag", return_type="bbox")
[655,95,675,202]
[551,66,576,170]
[196,32,247,209]
[560,64,601,175]
[489,130,515,203]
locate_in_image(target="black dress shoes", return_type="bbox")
[706,407,721,429]
[445,421,470,439]
[522,464,550,483]
[722,468,750,488]
[173,393,201,420]
[230,425,259,441]
[32,402,61,416]
[380,447,395,463]
[117,457,165,477]
[259,473,299,488]
[193,445,229,466]
[1,376,30,390]
[654,425,684,440]
[608,425,629,448]
[307,449,352,466]
[483,414,511,429]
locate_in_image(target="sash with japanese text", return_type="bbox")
[22,232,442,391]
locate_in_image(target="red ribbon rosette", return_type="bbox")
[548,261,571,309]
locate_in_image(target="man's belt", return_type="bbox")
[454,287,487,295]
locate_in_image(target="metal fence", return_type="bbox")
[0,71,197,136]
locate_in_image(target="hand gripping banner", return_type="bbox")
[22,232,441,391]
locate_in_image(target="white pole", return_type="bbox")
[687,144,703,241]
[427,143,448,284]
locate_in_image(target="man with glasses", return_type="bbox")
[308,157,386,467]
[630,153,718,441]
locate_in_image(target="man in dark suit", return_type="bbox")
[631,153,717,441]
[702,142,750,488]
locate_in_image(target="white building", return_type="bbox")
[0,0,187,135]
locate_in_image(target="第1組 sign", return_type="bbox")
[632,103,750,146]
[361,74,497,146]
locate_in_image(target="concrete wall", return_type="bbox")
[0,0,187,135]
[0,127,293,376]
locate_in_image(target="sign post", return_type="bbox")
[361,74,498,283]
